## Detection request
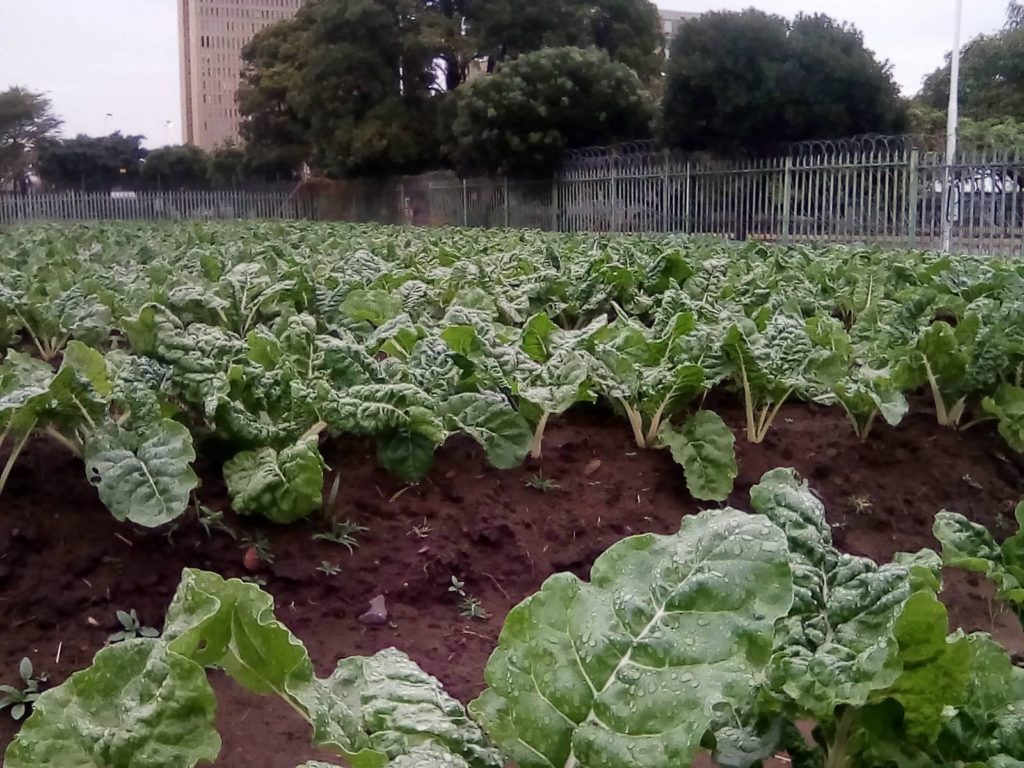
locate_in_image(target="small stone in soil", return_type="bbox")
[359,594,388,625]
[584,459,602,476]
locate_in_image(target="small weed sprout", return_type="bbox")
[526,473,560,492]
[408,519,432,538]
[107,609,160,645]
[848,495,874,515]
[317,561,342,576]
[313,519,367,553]
[449,576,489,621]
[240,533,274,564]
[197,502,237,540]
[0,658,46,722]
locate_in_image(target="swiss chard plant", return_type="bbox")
[934,502,1024,628]
[10,470,1024,768]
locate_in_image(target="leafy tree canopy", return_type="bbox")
[662,10,907,154]
[238,0,663,177]
[0,87,62,190]
[917,4,1024,123]
[36,133,147,191]
[468,0,663,80]
[452,46,653,175]
[140,145,210,189]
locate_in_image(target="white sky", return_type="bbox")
[0,0,1010,148]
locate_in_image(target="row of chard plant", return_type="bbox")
[5,469,1023,768]
[1,222,1023,526]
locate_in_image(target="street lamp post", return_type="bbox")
[941,0,965,253]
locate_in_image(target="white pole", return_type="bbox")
[941,0,964,252]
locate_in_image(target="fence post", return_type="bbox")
[551,173,559,232]
[661,151,669,233]
[683,162,692,234]
[781,156,793,244]
[503,176,510,228]
[462,178,469,227]
[907,148,920,250]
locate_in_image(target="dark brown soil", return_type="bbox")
[2,402,1023,767]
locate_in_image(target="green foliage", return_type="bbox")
[36,132,147,191]
[470,508,793,768]
[468,0,664,80]
[224,432,327,523]
[658,410,737,502]
[7,475,1024,768]
[0,87,62,190]
[240,0,441,177]
[918,8,1024,123]
[935,503,1024,626]
[0,658,46,723]
[663,10,907,153]
[5,568,501,768]
[452,47,653,175]
[140,145,211,189]
[4,221,1024,532]
[107,609,161,644]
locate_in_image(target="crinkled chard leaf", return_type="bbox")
[751,468,914,719]
[224,435,325,523]
[84,419,199,527]
[4,639,219,768]
[659,410,737,502]
[470,509,794,768]
[983,384,1024,452]
[440,392,532,470]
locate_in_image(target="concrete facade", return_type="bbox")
[658,8,701,41]
[178,0,303,150]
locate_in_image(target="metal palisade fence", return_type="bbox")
[556,137,1024,256]
[0,188,314,226]
[4,136,1022,256]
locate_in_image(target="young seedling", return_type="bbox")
[848,495,874,515]
[0,658,46,722]
[197,502,237,540]
[312,519,367,553]
[449,576,489,621]
[107,609,160,645]
[317,561,342,576]
[525,472,560,493]
[408,519,432,538]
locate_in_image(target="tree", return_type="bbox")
[0,87,62,192]
[662,10,906,154]
[917,8,1024,123]
[141,145,210,189]
[468,0,663,80]
[237,20,310,173]
[36,133,147,191]
[451,46,653,175]
[239,0,441,177]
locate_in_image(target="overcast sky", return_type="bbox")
[0,0,1010,148]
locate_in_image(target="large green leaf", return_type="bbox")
[320,650,501,768]
[4,640,220,768]
[223,435,325,523]
[935,507,1024,624]
[751,468,914,719]
[84,419,199,527]
[659,410,737,502]
[440,392,532,470]
[469,509,794,768]
[983,384,1024,452]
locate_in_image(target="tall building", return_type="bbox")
[659,8,701,41]
[178,0,303,150]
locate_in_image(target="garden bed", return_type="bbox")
[2,402,1022,767]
